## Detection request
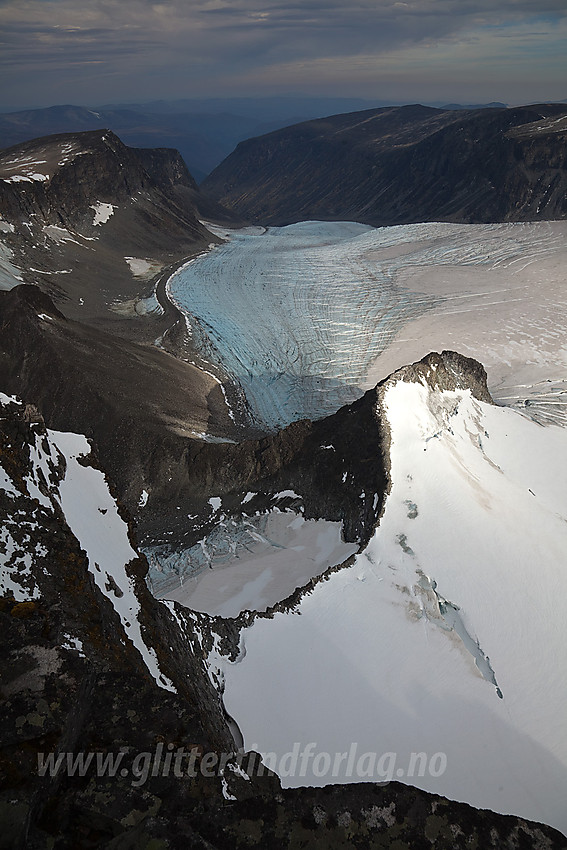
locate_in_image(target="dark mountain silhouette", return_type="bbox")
[202,102,567,226]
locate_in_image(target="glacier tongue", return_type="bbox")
[170,221,440,429]
[215,373,567,835]
[173,219,567,431]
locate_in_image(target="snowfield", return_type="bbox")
[0,398,175,692]
[171,219,567,430]
[216,375,567,834]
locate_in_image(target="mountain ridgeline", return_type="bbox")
[202,102,567,226]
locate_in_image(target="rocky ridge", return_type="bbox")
[143,350,494,611]
[0,131,251,522]
[2,375,567,848]
[201,102,567,226]
[0,129,238,335]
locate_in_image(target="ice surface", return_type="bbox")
[156,511,357,617]
[170,220,567,430]
[217,381,567,834]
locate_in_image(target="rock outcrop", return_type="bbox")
[0,129,237,333]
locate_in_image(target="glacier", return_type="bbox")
[164,220,567,834]
[170,219,567,431]
[215,374,567,834]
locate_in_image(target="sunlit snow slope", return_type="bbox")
[216,373,567,834]
[0,393,174,692]
[170,220,567,430]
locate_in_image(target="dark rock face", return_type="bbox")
[132,146,243,225]
[0,285,243,519]
[201,102,567,226]
[0,129,239,331]
[2,394,566,849]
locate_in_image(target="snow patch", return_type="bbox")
[42,225,80,245]
[61,634,86,657]
[90,202,115,226]
[124,257,157,277]
[0,240,23,290]
[53,431,175,692]
[3,173,48,183]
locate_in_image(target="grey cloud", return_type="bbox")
[0,0,565,107]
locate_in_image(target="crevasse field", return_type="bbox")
[166,220,567,834]
[170,219,567,431]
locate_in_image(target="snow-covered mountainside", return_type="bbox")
[0,392,174,691]
[171,219,567,431]
[198,352,567,835]
[5,387,563,848]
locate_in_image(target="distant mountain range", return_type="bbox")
[0,98,509,182]
[202,102,567,226]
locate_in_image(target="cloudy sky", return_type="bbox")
[1,0,566,109]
